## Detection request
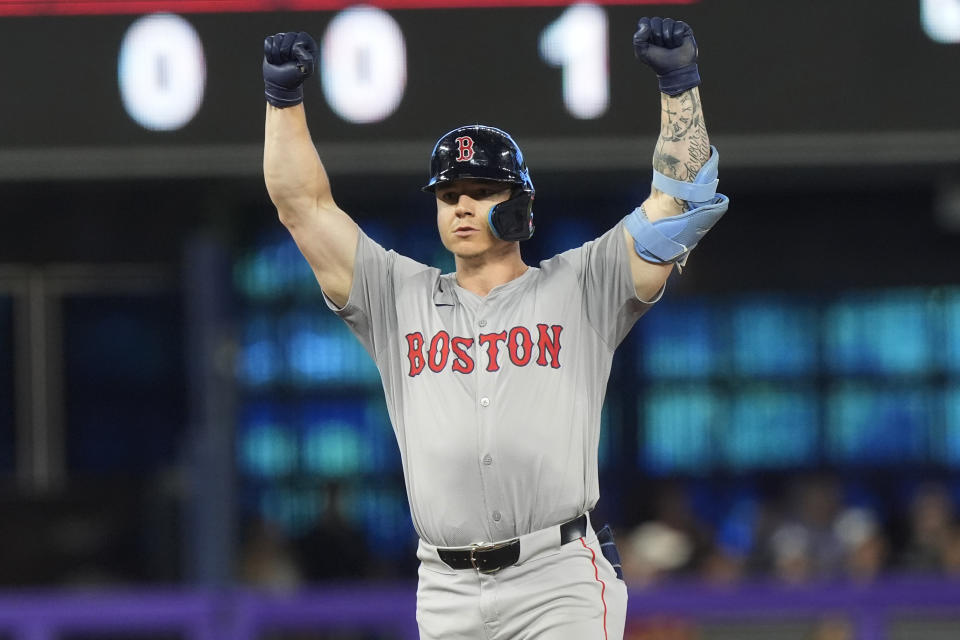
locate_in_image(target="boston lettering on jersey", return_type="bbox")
[405,323,563,376]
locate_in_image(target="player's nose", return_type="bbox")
[454,195,476,216]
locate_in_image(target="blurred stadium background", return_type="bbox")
[1,0,960,638]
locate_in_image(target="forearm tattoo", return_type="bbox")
[652,89,710,208]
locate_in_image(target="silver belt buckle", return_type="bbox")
[469,539,515,574]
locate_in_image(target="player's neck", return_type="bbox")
[454,248,528,297]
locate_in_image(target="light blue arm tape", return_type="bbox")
[651,145,720,206]
[623,207,687,263]
[623,199,730,266]
[624,197,729,266]
[625,145,730,267]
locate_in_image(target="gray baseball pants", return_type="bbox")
[415,515,627,639]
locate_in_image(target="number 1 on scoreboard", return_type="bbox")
[539,3,609,120]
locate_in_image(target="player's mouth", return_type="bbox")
[454,226,478,237]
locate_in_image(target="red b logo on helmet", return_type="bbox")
[455,136,475,162]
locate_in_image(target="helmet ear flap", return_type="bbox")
[488,191,535,241]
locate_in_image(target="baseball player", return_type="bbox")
[262,16,728,640]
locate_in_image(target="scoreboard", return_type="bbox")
[0,0,958,178]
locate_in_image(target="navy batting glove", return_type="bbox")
[633,17,700,96]
[263,31,317,108]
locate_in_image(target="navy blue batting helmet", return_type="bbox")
[423,125,535,242]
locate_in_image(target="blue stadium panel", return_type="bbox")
[641,384,721,475]
[283,310,381,387]
[945,289,960,373]
[234,231,319,301]
[238,311,284,387]
[598,404,612,470]
[238,309,380,389]
[299,397,397,477]
[348,485,417,557]
[539,218,598,261]
[0,296,12,474]
[238,401,298,480]
[826,384,934,465]
[944,385,960,467]
[397,224,453,272]
[256,485,325,537]
[823,290,934,376]
[239,397,401,537]
[239,397,398,480]
[731,297,817,376]
[62,295,186,473]
[234,222,399,301]
[637,301,719,379]
[359,221,398,254]
[251,482,412,548]
[723,385,819,469]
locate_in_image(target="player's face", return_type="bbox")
[435,179,514,258]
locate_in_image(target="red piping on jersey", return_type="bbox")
[580,537,608,640]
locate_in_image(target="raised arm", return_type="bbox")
[263,31,359,308]
[648,87,709,218]
[622,17,729,300]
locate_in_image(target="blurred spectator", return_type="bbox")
[697,543,744,585]
[769,522,813,583]
[901,482,956,573]
[621,482,713,585]
[698,494,756,585]
[763,475,847,583]
[811,616,854,640]
[834,507,888,583]
[622,521,694,586]
[294,481,371,580]
[238,516,301,590]
[939,524,960,576]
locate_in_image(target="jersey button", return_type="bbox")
[492,511,501,522]
[478,319,487,327]
[479,397,490,407]
[482,454,493,465]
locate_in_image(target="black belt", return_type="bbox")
[437,514,588,574]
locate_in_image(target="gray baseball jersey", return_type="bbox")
[325,221,654,548]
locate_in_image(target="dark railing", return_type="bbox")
[1,578,959,640]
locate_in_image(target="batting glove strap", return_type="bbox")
[657,63,701,96]
[596,525,624,581]
[264,82,304,108]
